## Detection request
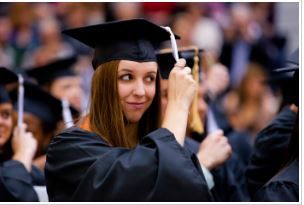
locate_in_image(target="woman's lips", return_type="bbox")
[126,102,145,109]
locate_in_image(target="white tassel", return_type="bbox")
[61,98,74,128]
[17,74,24,127]
[162,26,179,62]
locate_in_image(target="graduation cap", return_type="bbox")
[156,47,203,79]
[25,56,77,86]
[9,82,78,132]
[271,48,299,106]
[0,67,18,103]
[273,48,299,73]
[62,18,180,70]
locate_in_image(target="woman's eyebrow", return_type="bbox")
[118,68,133,72]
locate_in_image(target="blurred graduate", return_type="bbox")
[0,67,44,201]
[157,46,249,202]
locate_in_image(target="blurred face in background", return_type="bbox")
[0,17,12,44]
[0,103,13,148]
[23,112,44,153]
[243,64,267,100]
[112,2,142,20]
[197,82,208,119]
[38,18,61,43]
[50,76,84,111]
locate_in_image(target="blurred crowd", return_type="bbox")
[0,2,296,117]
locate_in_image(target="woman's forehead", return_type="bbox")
[0,103,13,110]
[118,60,157,72]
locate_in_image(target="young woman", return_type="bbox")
[45,19,213,202]
[0,67,43,201]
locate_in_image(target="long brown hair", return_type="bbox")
[89,60,161,148]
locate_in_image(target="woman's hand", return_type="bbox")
[162,58,197,146]
[167,58,197,110]
[12,123,37,172]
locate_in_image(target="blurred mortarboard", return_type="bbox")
[0,67,18,103]
[271,48,299,106]
[273,48,299,73]
[156,47,203,79]
[62,18,180,70]
[25,56,77,86]
[9,82,78,132]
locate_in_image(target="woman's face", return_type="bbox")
[118,60,157,123]
[50,76,83,111]
[0,103,13,148]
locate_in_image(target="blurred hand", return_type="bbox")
[197,130,232,170]
[33,154,46,171]
[206,63,230,99]
[12,123,37,172]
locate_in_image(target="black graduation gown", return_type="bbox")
[208,98,253,166]
[45,127,213,202]
[0,160,45,202]
[246,106,297,197]
[227,131,252,166]
[253,158,299,202]
[211,154,249,202]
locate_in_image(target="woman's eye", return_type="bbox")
[0,111,11,119]
[145,76,155,82]
[120,74,132,81]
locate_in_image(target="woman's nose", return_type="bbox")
[133,80,145,96]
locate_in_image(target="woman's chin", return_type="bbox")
[125,114,143,124]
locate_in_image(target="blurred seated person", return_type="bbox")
[253,112,298,202]
[9,82,78,171]
[247,48,299,200]
[223,62,279,141]
[22,17,75,67]
[157,47,250,202]
[0,67,43,201]
[25,56,83,113]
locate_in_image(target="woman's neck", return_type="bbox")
[125,123,139,147]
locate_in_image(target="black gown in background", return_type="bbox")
[0,141,44,202]
[185,137,249,202]
[45,127,213,202]
[246,106,297,197]
[253,158,299,202]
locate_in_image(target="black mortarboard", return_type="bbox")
[25,56,77,86]
[62,19,180,70]
[273,48,299,73]
[9,82,78,132]
[0,67,18,103]
[271,48,299,106]
[156,48,203,79]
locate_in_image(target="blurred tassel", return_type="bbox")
[61,98,74,128]
[189,47,204,134]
